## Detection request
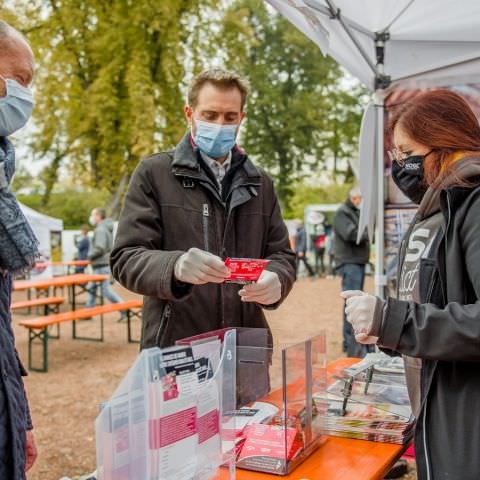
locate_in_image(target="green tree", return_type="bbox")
[219,0,364,209]
[18,189,110,229]
[2,0,218,214]
[328,87,367,181]
[286,182,352,219]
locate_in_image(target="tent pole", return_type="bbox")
[322,0,378,75]
[373,90,386,299]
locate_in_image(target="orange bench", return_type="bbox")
[11,296,65,316]
[19,300,143,372]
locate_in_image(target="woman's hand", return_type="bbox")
[341,290,383,344]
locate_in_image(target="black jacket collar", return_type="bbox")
[172,132,262,179]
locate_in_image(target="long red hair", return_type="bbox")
[389,89,480,186]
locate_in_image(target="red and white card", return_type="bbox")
[224,258,269,284]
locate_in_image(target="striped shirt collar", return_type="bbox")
[200,150,232,187]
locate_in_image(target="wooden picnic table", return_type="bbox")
[36,260,90,267]
[14,273,108,311]
[232,357,409,480]
[35,260,90,275]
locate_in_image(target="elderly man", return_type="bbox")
[0,20,38,478]
[333,186,372,358]
[111,68,296,348]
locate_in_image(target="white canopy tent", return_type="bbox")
[266,0,480,296]
[19,203,63,277]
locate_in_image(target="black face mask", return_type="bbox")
[391,153,431,204]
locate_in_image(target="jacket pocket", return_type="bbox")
[419,258,443,306]
[155,303,172,347]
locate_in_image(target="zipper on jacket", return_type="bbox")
[445,192,452,256]
[203,203,210,252]
[155,304,171,346]
[423,395,431,480]
[425,273,437,303]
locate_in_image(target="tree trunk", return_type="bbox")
[107,172,129,219]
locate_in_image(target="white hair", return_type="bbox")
[0,20,11,38]
[349,186,361,198]
[0,20,28,51]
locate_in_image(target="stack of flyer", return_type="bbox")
[314,354,415,444]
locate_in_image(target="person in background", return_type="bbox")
[343,90,480,480]
[294,222,315,278]
[74,224,90,274]
[333,186,372,357]
[311,223,326,276]
[86,208,125,320]
[0,19,38,478]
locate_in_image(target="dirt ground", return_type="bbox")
[11,274,416,480]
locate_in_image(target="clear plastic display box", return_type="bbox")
[178,328,328,476]
[96,328,327,479]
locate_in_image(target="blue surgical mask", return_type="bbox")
[0,78,34,137]
[193,119,237,158]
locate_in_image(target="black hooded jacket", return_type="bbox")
[378,158,480,480]
[333,198,369,267]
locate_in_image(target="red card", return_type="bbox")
[224,258,269,284]
[236,424,303,474]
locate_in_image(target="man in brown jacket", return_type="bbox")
[110,69,296,349]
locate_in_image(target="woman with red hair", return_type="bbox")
[343,89,480,480]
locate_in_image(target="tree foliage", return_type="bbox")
[286,182,353,220]
[18,189,110,229]
[1,0,218,213]
[218,0,365,209]
[2,0,366,224]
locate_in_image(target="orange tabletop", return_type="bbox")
[232,357,408,480]
[36,260,91,268]
[14,273,109,291]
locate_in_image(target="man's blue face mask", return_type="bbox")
[0,78,34,137]
[193,119,238,158]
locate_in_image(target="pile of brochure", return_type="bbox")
[313,354,415,444]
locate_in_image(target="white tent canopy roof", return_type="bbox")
[19,203,63,232]
[266,0,480,91]
[267,0,480,295]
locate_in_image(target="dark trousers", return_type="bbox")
[296,253,315,277]
[314,248,325,275]
[339,263,374,358]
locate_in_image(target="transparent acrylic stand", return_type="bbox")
[234,333,327,475]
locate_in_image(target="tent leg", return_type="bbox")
[374,90,386,299]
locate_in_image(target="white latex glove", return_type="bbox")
[341,290,380,345]
[174,248,230,285]
[238,270,281,306]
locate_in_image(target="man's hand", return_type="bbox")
[25,430,37,472]
[341,290,381,345]
[174,248,230,285]
[239,270,281,306]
